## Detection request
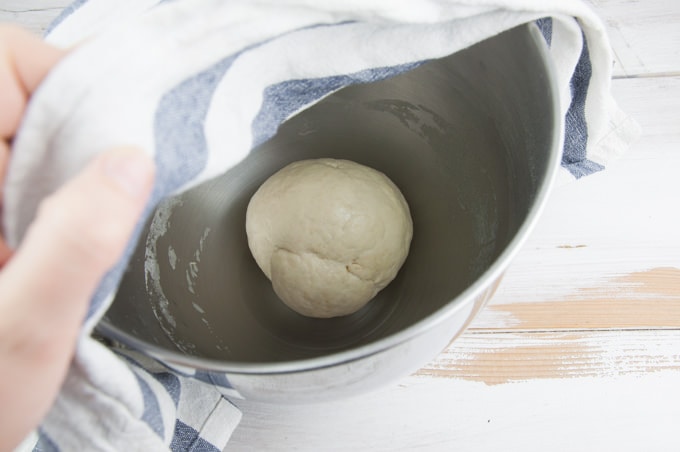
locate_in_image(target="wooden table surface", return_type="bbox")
[4,1,679,450]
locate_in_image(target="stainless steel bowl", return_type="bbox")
[100,23,561,402]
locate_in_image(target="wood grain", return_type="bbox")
[0,0,70,35]
[421,267,680,384]
[477,267,680,331]
[611,75,680,145]
[419,329,680,384]
[588,0,680,77]
[230,371,680,451]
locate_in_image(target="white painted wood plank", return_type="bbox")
[0,0,71,35]
[227,371,680,451]
[611,76,680,144]
[421,330,680,383]
[588,0,680,77]
[474,268,680,331]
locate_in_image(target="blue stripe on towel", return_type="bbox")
[132,373,165,438]
[116,353,167,439]
[33,429,59,452]
[535,17,553,46]
[151,371,182,406]
[252,61,423,147]
[116,351,182,407]
[563,157,604,178]
[152,56,238,196]
[170,420,221,452]
[562,29,604,178]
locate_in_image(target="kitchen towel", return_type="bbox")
[7,0,639,450]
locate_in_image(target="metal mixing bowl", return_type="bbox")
[100,23,561,402]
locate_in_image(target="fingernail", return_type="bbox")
[102,148,155,197]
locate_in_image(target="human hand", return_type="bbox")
[0,26,155,450]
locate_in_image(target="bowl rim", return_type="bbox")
[97,23,564,375]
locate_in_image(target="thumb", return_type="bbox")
[0,146,154,448]
[3,146,155,329]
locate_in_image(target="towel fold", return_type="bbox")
[7,0,639,450]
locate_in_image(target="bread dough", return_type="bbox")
[246,158,413,318]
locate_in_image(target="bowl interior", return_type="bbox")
[102,24,556,367]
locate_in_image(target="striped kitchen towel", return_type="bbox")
[6,0,639,450]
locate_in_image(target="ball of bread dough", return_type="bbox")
[246,158,412,318]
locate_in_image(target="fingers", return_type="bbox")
[0,147,155,449]
[0,25,65,138]
[0,26,63,262]
[0,140,10,266]
[2,146,155,340]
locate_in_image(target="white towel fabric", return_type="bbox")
[7,0,639,450]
